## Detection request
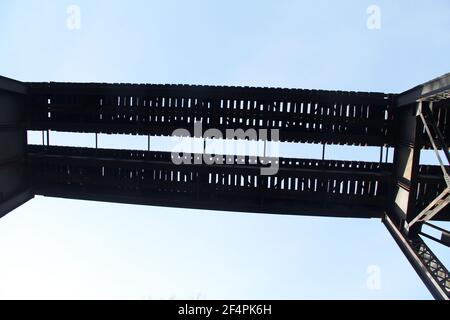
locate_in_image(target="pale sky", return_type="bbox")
[0,0,449,299]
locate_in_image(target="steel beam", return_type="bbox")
[0,75,27,95]
[0,75,32,219]
[397,73,450,107]
[386,73,450,300]
[28,145,392,219]
[383,214,450,300]
[390,101,422,228]
[407,101,450,228]
[26,82,396,147]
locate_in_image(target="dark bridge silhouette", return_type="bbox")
[1,73,449,299]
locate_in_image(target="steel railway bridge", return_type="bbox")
[0,73,449,299]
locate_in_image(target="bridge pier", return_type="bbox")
[386,73,450,299]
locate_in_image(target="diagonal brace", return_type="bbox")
[409,101,450,228]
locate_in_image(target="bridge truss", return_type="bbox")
[0,73,449,299]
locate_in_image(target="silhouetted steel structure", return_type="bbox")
[0,73,449,299]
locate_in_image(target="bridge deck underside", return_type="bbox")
[23,82,450,221]
[28,145,395,218]
[27,82,396,146]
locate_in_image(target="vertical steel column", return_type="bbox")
[0,76,33,218]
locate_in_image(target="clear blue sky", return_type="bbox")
[0,0,449,299]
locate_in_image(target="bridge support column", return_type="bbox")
[0,76,33,219]
[386,73,450,300]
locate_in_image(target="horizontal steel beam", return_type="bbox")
[0,75,27,95]
[28,146,392,219]
[26,82,396,146]
[397,73,450,107]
